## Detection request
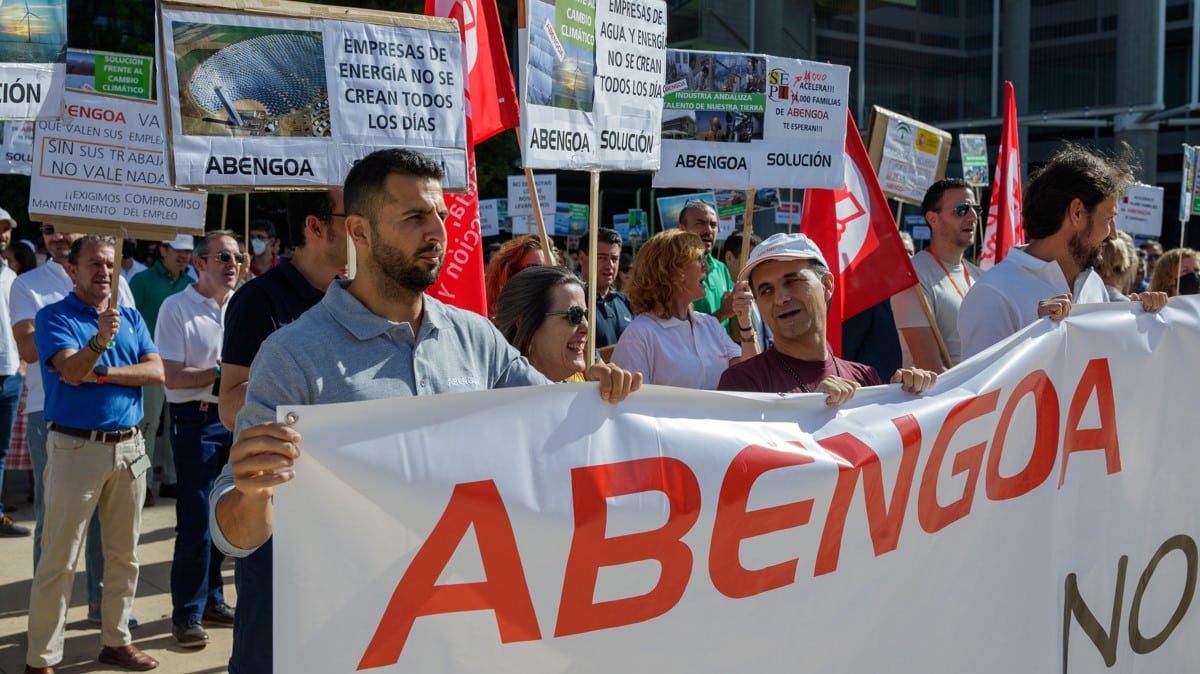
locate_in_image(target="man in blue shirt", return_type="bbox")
[25,235,164,673]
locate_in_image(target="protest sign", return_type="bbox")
[1116,183,1164,238]
[506,172,556,216]
[0,0,66,119]
[520,0,666,171]
[158,0,466,190]
[29,90,206,238]
[655,191,716,233]
[66,49,154,99]
[275,297,1200,673]
[1178,144,1194,223]
[654,50,849,190]
[866,106,952,205]
[959,132,988,187]
[0,120,33,174]
[478,197,499,236]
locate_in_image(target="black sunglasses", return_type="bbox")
[208,251,247,264]
[951,203,982,218]
[546,305,587,326]
[40,225,56,235]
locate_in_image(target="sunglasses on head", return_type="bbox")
[208,251,246,264]
[951,203,982,218]
[546,305,587,326]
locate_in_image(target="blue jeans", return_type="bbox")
[29,410,105,606]
[231,541,272,674]
[0,374,23,518]
[169,401,231,627]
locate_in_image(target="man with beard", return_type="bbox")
[208,149,639,674]
[958,144,1168,358]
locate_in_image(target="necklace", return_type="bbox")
[931,254,972,299]
[775,349,840,393]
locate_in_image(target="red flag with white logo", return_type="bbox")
[425,0,520,315]
[427,0,520,145]
[978,81,1024,270]
[801,110,918,354]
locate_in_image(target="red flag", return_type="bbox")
[426,0,520,145]
[801,111,918,354]
[425,0,520,315]
[979,81,1024,270]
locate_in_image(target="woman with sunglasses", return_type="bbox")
[494,266,600,382]
[611,229,758,389]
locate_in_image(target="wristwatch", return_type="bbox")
[93,364,109,385]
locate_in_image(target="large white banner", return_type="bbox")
[29,90,207,238]
[159,4,467,189]
[275,298,1200,673]
[654,50,849,190]
[520,0,666,171]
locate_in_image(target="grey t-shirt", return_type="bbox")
[211,280,550,556]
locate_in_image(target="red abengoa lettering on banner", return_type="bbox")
[356,358,1122,670]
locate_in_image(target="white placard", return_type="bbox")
[159,6,467,189]
[29,91,206,235]
[1116,183,1164,238]
[0,120,34,174]
[653,51,849,189]
[506,173,557,216]
[520,0,666,171]
[878,115,944,203]
[478,198,499,237]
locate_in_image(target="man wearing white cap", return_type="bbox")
[718,233,937,404]
[129,233,194,505]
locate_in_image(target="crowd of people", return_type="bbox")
[1,141,1192,673]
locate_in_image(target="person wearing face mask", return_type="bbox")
[1148,247,1200,297]
[610,229,758,389]
[247,220,279,277]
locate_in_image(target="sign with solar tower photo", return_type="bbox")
[158,0,468,190]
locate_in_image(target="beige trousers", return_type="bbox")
[26,430,147,668]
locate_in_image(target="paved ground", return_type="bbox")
[0,478,236,673]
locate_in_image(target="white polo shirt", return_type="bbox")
[9,260,135,414]
[155,284,228,404]
[611,311,741,390]
[958,245,1108,359]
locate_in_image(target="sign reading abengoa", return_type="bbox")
[273,299,1200,673]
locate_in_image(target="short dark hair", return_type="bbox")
[578,227,622,254]
[721,230,761,260]
[921,178,973,216]
[68,234,115,265]
[344,149,444,224]
[286,191,337,248]
[494,265,582,357]
[249,219,275,238]
[1022,143,1135,240]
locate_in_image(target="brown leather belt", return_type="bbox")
[49,422,139,444]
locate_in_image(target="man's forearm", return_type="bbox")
[164,362,219,390]
[215,488,273,550]
[107,360,165,386]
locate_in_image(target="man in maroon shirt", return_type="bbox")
[718,233,936,404]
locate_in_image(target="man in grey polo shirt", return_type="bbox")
[208,149,639,674]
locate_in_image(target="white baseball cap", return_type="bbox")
[738,233,829,284]
[0,208,15,226]
[166,233,195,250]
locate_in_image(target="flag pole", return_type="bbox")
[739,189,756,270]
[514,125,555,263]
[587,170,600,367]
[220,194,229,229]
[788,187,795,234]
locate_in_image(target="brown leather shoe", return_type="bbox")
[25,666,55,674]
[98,645,158,671]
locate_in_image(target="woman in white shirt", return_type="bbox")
[611,229,758,389]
